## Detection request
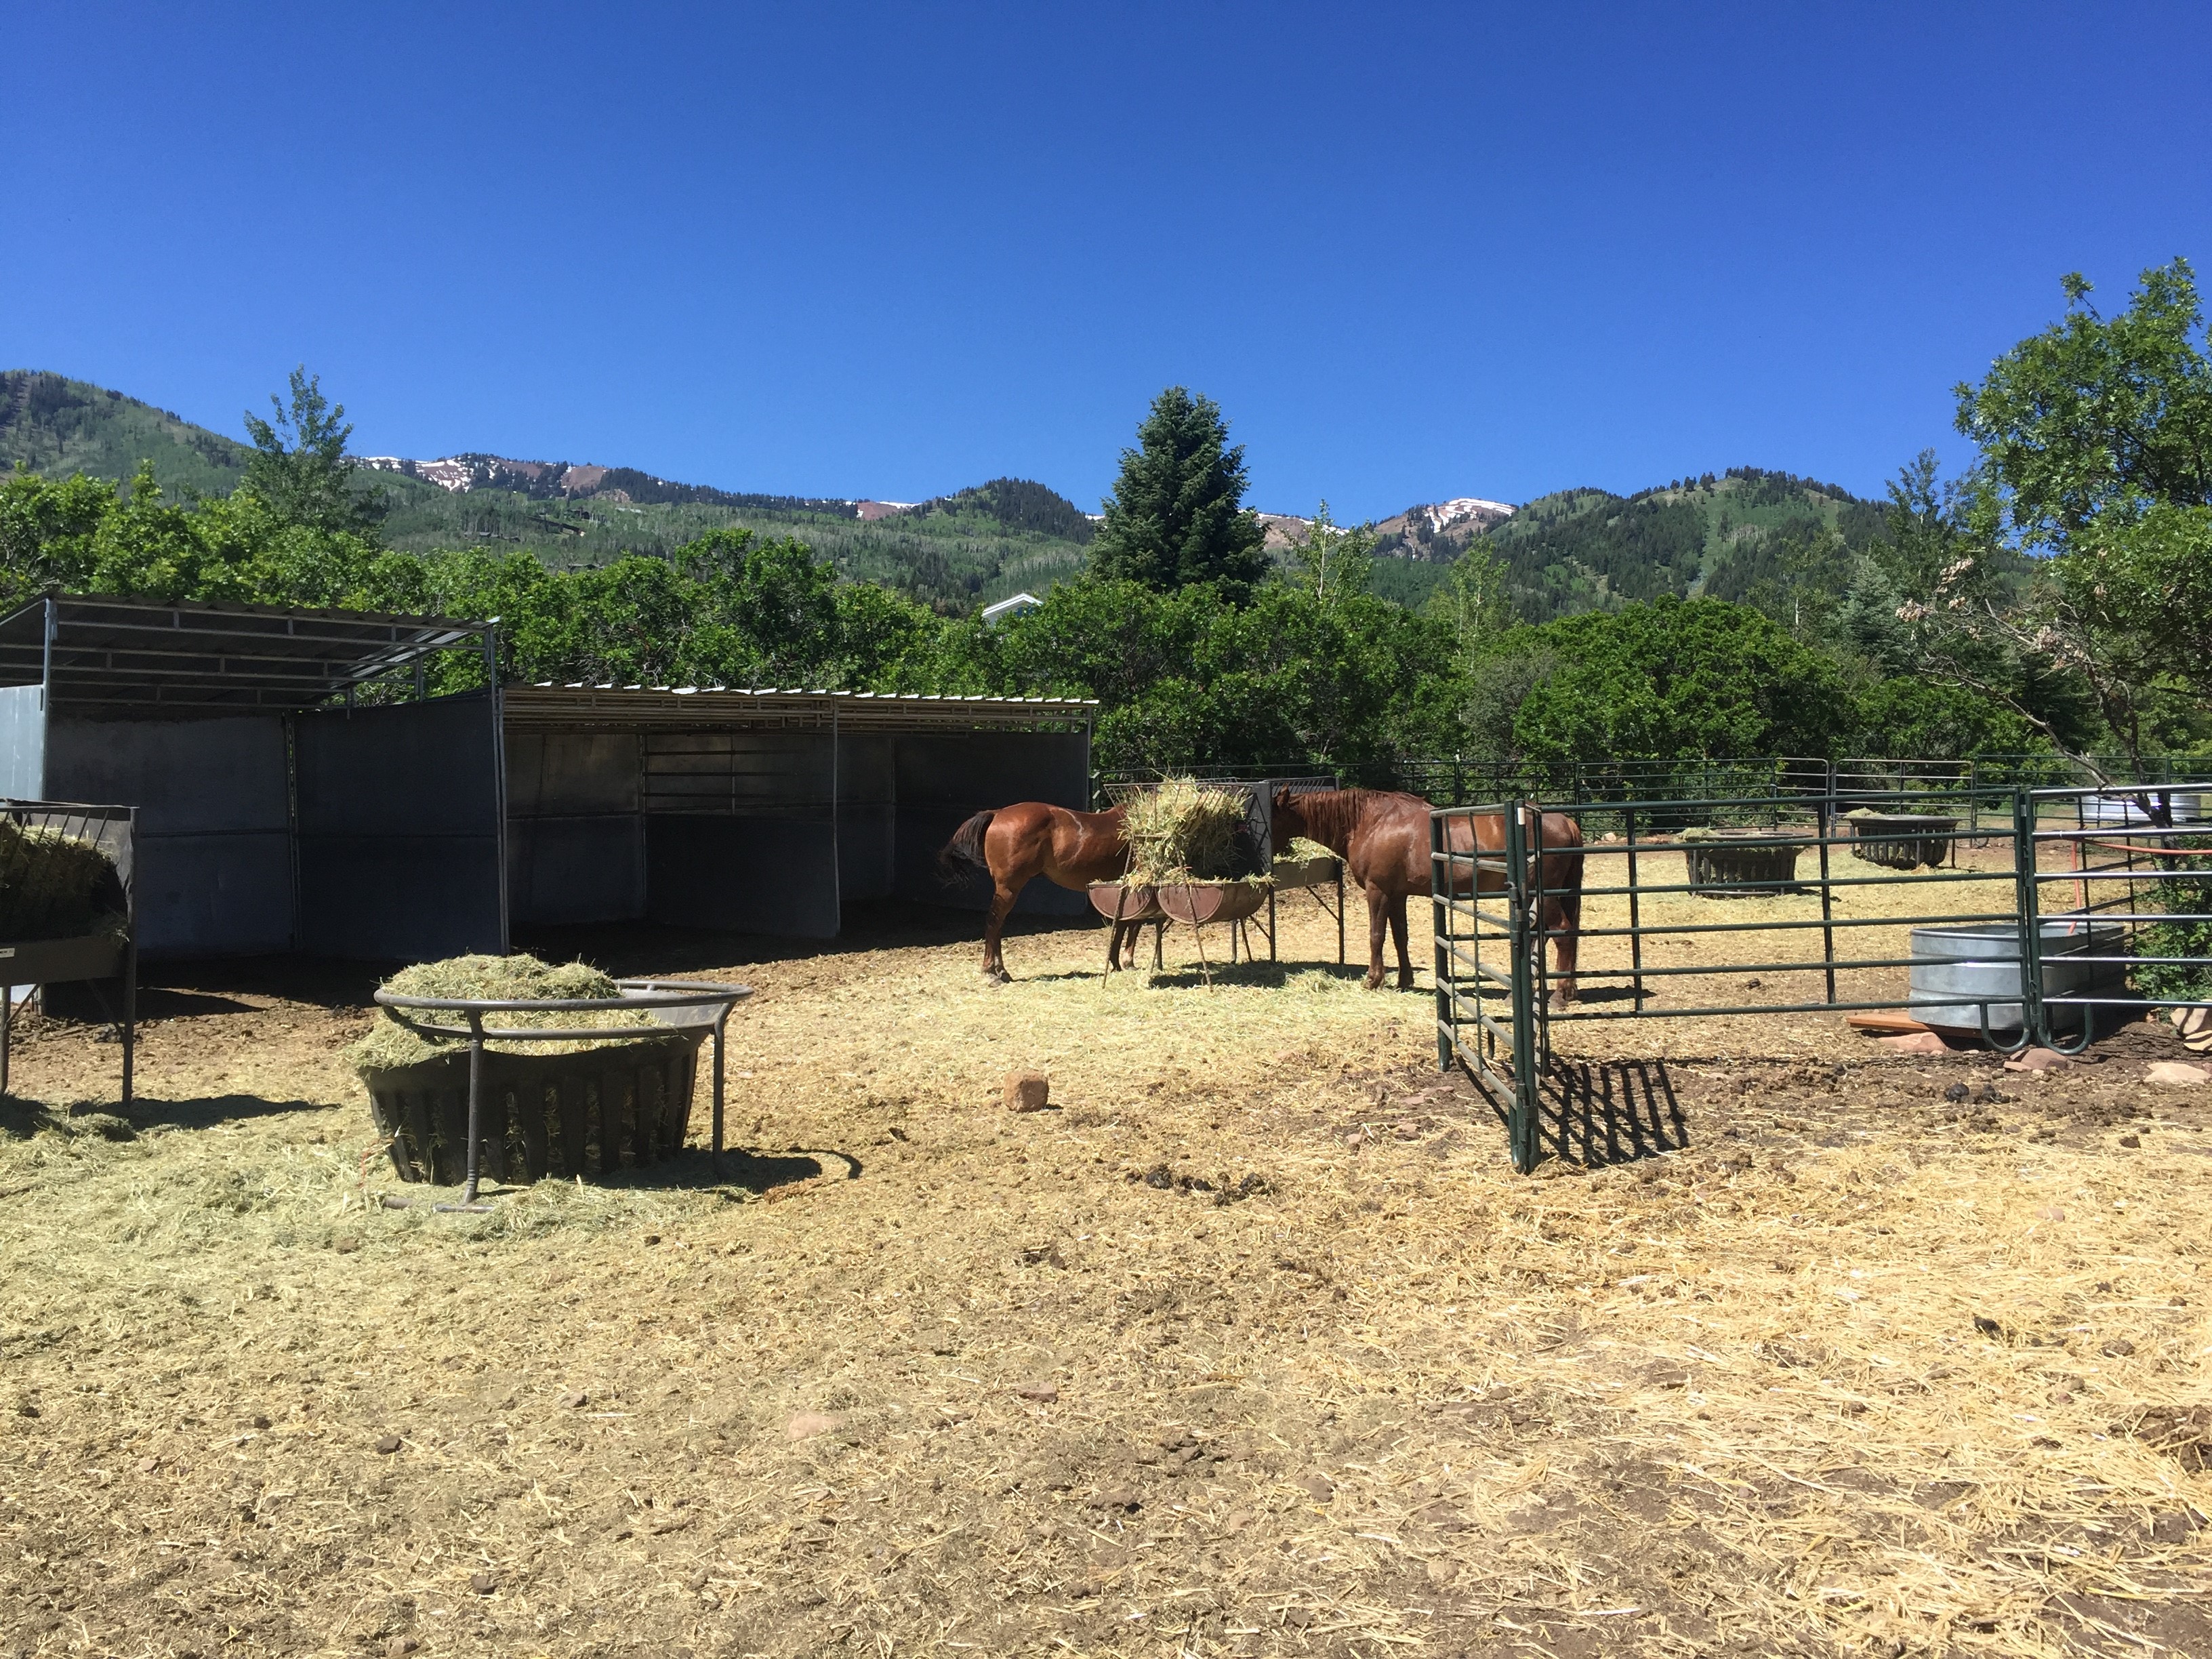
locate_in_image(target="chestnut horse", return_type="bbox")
[937,802,1147,981]
[1273,787,1584,1003]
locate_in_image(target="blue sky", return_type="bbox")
[6,3,2209,520]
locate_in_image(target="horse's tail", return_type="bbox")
[937,808,996,886]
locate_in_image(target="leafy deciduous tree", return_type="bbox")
[1898,262,2212,778]
[243,367,384,539]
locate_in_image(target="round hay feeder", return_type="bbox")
[1679,829,1807,897]
[1155,880,1268,927]
[1087,880,1165,925]
[1847,813,1959,870]
[362,1029,703,1185]
[361,979,750,1206]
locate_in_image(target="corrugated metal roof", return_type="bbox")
[0,596,489,716]
[503,683,1096,734]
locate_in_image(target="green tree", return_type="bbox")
[1914,262,2212,778]
[1088,388,1267,596]
[680,527,840,683]
[0,466,115,605]
[1288,502,1375,605]
[1511,596,1849,762]
[1427,537,1513,651]
[243,367,383,539]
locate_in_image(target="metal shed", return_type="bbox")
[0,596,504,961]
[501,685,1097,939]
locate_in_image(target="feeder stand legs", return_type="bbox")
[121,937,136,1107]
[712,1005,730,1176]
[436,1012,493,1214]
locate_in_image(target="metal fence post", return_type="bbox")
[1819,770,1837,1004]
[1432,810,1452,1073]
[2013,788,2045,1047]
[1504,802,1538,1174]
[1624,802,1645,1007]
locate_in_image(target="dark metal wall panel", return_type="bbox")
[132,834,295,956]
[44,715,293,956]
[508,818,644,924]
[507,732,640,816]
[640,731,840,937]
[645,816,840,937]
[505,732,645,926]
[644,731,836,815]
[0,686,45,798]
[296,837,504,963]
[836,733,897,901]
[294,699,505,960]
[893,731,1092,915]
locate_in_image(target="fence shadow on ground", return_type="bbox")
[1528,1057,1689,1169]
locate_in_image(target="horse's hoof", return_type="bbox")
[1363,976,1384,992]
[983,968,1011,985]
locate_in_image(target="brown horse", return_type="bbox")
[1273,788,1584,1002]
[937,802,1146,980]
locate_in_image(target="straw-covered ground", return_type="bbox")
[1,884,2207,1659]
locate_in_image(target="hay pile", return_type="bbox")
[344,953,651,1071]
[0,817,123,943]
[1276,834,1338,864]
[1124,776,1254,883]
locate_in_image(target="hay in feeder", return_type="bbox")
[1124,777,1251,883]
[344,954,655,1071]
[0,818,124,943]
[1277,835,1339,864]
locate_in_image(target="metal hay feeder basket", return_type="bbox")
[362,979,752,1211]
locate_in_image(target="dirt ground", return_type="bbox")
[1,890,2208,1659]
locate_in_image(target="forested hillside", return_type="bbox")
[0,371,1094,612]
[0,371,249,499]
[1486,468,1889,622]
[3,369,1910,630]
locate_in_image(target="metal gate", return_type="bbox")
[1433,785,2212,1172]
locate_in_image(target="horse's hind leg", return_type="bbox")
[1362,885,1390,990]
[1547,892,1582,1008]
[982,885,1019,981]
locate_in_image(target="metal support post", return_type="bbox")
[1818,774,1837,1004]
[1624,804,1644,1006]
[1432,811,1452,1073]
[712,1004,730,1176]
[436,1012,494,1213]
[1504,802,1539,1174]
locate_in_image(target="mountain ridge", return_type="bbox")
[1,369,1889,624]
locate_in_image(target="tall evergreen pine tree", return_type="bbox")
[1088,387,1267,595]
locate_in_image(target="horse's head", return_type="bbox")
[1271,787,1310,843]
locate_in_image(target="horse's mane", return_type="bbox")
[1286,787,1422,850]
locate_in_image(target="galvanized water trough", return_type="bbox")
[1908,921,2127,1034]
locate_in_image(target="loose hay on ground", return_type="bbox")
[0,895,2205,1658]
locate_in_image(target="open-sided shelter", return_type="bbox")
[0,596,503,960]
[501,684,1096,938]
